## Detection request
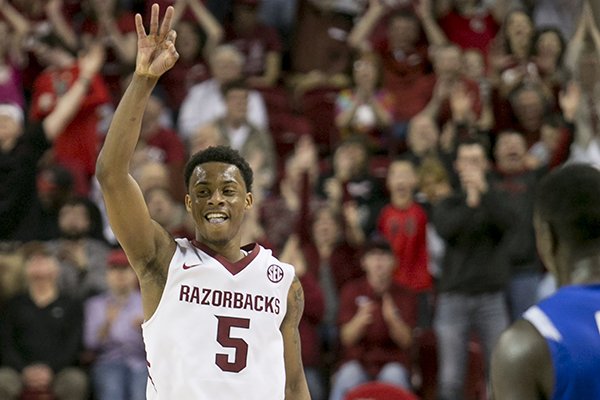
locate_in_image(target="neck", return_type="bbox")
[510,41,530,60]
[369,279,391,295]
[499,163,525,174]
[226,116,245,129]
[569,255,600,285]
[391,193,413,209]
[201,238,245,263]
[29,282,58,307]
[316,241,334,258]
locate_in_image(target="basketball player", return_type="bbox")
[491,164,600,399]
[95,5,310,399]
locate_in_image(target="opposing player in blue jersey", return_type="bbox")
[96,4,310,399]
[491,163,600,399]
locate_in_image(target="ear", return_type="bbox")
[184,194,192,213]
[534,215,559,272]
[245,192,254,210]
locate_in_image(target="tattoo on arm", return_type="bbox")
[292,276,304,325]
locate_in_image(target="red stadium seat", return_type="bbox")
[269,112,313,162]
[20,388,55,400]
[344,382,420,400]
[256,85,292,115]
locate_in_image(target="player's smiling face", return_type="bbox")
[185,162,253,246]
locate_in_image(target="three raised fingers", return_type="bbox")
[135,4,174,40]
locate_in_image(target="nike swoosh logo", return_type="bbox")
[182,263,202,270]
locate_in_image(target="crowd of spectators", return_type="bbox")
[1,0,599,399]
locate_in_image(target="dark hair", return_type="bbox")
[220,79,248,97]
[361,236,393,257]
[532,26,566,64]
[457,137,490,154]
[500,8,534,56]
[60,196,106,242]
[184,146,254,192]
[36,32,79,56]
[535,164,600,251]
[541,112,565,129]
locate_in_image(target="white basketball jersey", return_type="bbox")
[142,238,295,400]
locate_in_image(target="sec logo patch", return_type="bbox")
[267,264,284,283]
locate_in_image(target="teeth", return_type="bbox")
[206,213,227,224]
[206,213,227,218]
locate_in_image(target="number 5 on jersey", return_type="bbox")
[215,316,250,373]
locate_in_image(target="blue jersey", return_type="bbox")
[523,284,600,400]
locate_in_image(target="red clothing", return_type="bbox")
[225,24,283,78]
[298,272,325,367]
[145,127,187,166]
[30,65,110,194]
[392,74,436,122]
[338,278,417,376]
[439,11,499,54]
[144,126,187,200]
[377,202,432,291]
[371,38,435,120]
[302,241,364,293]
[372,38,430,89]
[436,77,482,125]
[81,13,137,104]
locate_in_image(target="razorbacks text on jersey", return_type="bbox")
[523,284,600,400]
[142,238,295,399]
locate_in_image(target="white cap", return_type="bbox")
[0,103,24,123]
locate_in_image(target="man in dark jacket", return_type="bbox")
[433,138,512,400]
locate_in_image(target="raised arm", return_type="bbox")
[91,0,137,66]
[0,0,31,37]
[564,2,589,74]
[347,0,386,52]
[43,43,105,140]
[45,0,80,52]
[586,3,600,55]
[96,5,178,274]
[415,0,448,47]
[281,277,311,400]
[186,0,224,58]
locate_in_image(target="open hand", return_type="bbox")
[79,42,106,79]
[558,81,581,122]
[135,4,179,78]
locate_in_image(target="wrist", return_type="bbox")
[78,75,92,88]
[133,71,160,84]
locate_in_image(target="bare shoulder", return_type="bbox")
[491,319,553,399]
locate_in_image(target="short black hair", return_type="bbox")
[184,146,254,192]
[60,196,106,242]
[361,236,393,258]
[535,164,600,251]
[220,79,248,97]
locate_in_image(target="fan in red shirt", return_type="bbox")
[377,157,432,292]
[29,36,110,195]
[330,237,417,400]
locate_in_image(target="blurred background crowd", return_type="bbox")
[0,0,599,399]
